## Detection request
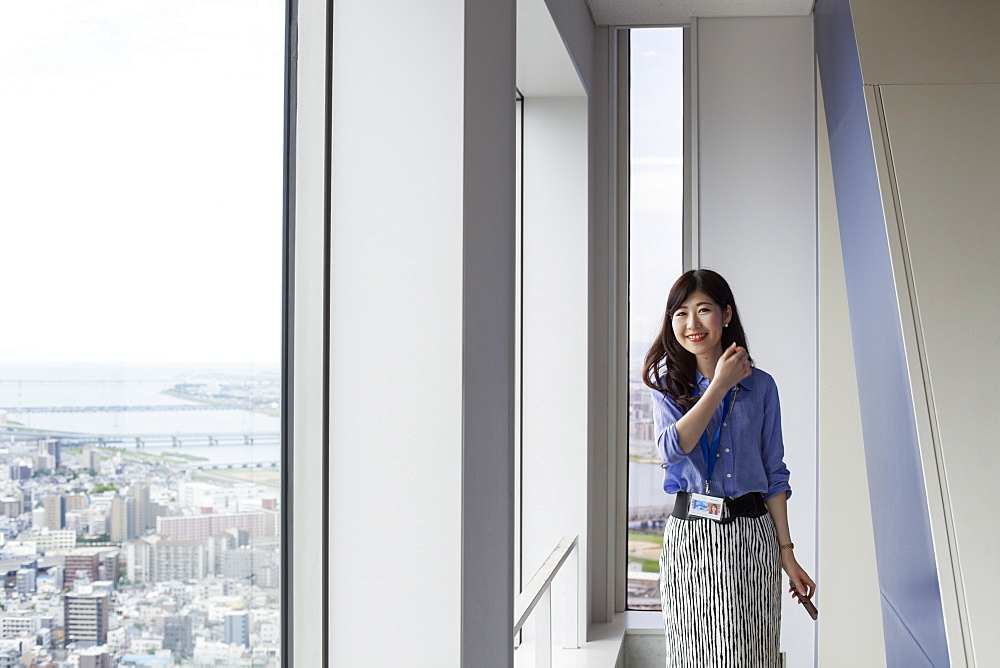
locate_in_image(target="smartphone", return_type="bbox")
[792,589,818,620]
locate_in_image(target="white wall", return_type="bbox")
[876,83,1000,667]
[696,15,817,667]
[816,63,886,668]
[517,95,589,665]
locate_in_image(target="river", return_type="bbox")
[0,362,280,465]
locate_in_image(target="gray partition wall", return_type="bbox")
[816,0,1000,665]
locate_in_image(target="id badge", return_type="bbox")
[688,493,725,521]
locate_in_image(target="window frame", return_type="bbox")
[613,22,695,614]
[283,0,330,664]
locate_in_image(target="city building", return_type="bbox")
[25,528,75,553]
[7,465,30,481]
[220,547,258,581]
[83,448,102,473]
[97,550,120,585]
[204,533,232,576]
[129,483,151,535]
[63,580,111,648]
[64,548,119,589]
[109,495,133,542]
[0,612,41,639]
[15,568,35,595]
[77,646,112,668]
[222,611,248,647]
[255,558,280,589]
[151,540,205,582]
[156,510,276,542]
[34,453,56,471]
[0,649,17,668]
[259,621,279,645]
[65,493,88,512]
[45,564,64,590]
[162,615,193,658]
[125,537,154,584]
[41,495,64,531]
[63,551,99,589]
[0,497,22,518]
[37,440,61,470]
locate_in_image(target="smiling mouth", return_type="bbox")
[686,333,707,342]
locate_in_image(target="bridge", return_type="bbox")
[0,424,279,448]
[190,460,280,470]
[2,404,245,414]
[80,433,280,448]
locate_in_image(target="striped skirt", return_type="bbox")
[658,513,781,668]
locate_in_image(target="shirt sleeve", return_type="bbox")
[651,388,692,466]
[761,375,792,500]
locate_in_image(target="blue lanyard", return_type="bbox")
[693,384,734,495]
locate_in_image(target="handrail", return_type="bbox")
[513,535,580,668]
[513,535,578,633]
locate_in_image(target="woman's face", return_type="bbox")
[671,290,731,358]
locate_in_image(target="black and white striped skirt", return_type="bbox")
[658,513,781,668]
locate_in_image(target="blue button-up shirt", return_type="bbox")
[651,367,791,500]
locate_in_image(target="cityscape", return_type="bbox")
[626,347,673,612]
[0,353,665,667]
[0,371,281,667]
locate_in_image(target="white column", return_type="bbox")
[326,1,515,666]
[696,16,817,667]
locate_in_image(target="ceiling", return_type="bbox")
[584,0,815,25]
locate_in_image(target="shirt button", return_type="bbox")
[723,422,727,427]
[725,448,730,452]
[726,474,732,478]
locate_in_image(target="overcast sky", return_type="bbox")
[629,28,685,349]
[0,1,284,364]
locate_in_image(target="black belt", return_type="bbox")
[672,491,768,524]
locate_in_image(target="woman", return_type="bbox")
[644,269,815,667]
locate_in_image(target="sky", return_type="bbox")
[629,28,685,349]
[0,0,285,364]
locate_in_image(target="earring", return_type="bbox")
[724,323,729,328]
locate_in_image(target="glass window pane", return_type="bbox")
[627,27,684,612]
[0,1,284,663]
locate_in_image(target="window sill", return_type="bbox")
[513,611,663,668]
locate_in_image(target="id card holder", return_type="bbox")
[688,493,725,521]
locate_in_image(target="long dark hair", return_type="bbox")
[642,269,753,409]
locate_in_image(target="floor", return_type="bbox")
[512,612,665,668]
[618,632,666,667]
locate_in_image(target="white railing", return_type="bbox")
[513,535,580,668]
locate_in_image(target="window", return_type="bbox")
[626,27,685,611]
[0,1,284,663]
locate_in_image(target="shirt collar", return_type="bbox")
[694,369,753,391]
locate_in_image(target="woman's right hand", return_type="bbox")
[713,343,752,390]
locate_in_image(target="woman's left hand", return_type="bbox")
[781,551,816,602]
